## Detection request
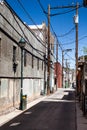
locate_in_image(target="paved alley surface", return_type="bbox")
[0,89,76,130]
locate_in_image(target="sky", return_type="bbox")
[3,0,87,69]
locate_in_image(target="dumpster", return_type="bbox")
[21,95,27,110]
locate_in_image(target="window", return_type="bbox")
[13,46,16,62]
[0,38,1,58]
[42,61,43,70]
[37,59,39,70]
[85,64,87,72]
[32,55,34,68]
[0,79,1,98]
[0,79,1,86]
[13,46,17,73]
[24,50,27,66]
[55,78,57,85]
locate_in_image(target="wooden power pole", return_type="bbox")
[47,4,50,95]
[75,3,79,94]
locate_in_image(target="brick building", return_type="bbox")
[54,62,62,88]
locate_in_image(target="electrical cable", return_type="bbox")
[37,0,63,52]
[61,35,87,45]
[57,26,75,37]
[17,0,48,49]
[66,53,75,61]
[0,12,44,57]
[4,0,47,51]
[3,1,46,58]
[15,0,57,61]
[37,0,47,14]
[0,25,44,61]
[37,0,77,66]
[3,0,55,70]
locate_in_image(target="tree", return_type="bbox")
[83,47,87,54]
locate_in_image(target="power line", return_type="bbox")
[57,26,75,37]
[65,53,75,61]
[2,0,56,68]
[50,8,77,17]
[40,3,82,17]
[17,0,58,61]
[37,0,47,15]
[1,2,45,58]
[4,0,48,50]
[61,35,87,45]
[50,4,82,10]
[17,0,48,49]
[37,0,63,60]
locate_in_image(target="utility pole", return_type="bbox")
[65,59,68,88]
[62,49,72,88]
[62,50,64,88]
[75,3,79,94]
[47,4,50,95]
[47,3,79,91]
[56,41,58,90]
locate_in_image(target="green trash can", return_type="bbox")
[21,95,27,110]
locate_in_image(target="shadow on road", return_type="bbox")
[0,90,76,130]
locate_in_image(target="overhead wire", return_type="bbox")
[37,0,47,14]
[34,1,78,65]
[17,0,48,49]
[0,25,44,61]
[16,0,57,63]
[2,0,55,70]
[37,0,60,61]
[37,0,69,65]
[50,6,82,17]
[57,26,75,37]
[66,53,75,61]
[37,0,63,52]
[61,35,87,45]
[4,0,46,57]
[2,0,54,71]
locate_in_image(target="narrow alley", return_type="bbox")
[0,89,76,130]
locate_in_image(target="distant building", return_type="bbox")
[29,23,55,92]
[54,62,62,88]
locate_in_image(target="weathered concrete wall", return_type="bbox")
[0,2,45,114]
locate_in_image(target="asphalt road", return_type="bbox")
[0,90,76,130]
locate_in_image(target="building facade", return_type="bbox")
[29,23,55,93]
[0,1,49,114]
[54,62,62,88]
[77,55,87,115]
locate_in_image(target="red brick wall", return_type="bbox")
[54,62,62,88]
